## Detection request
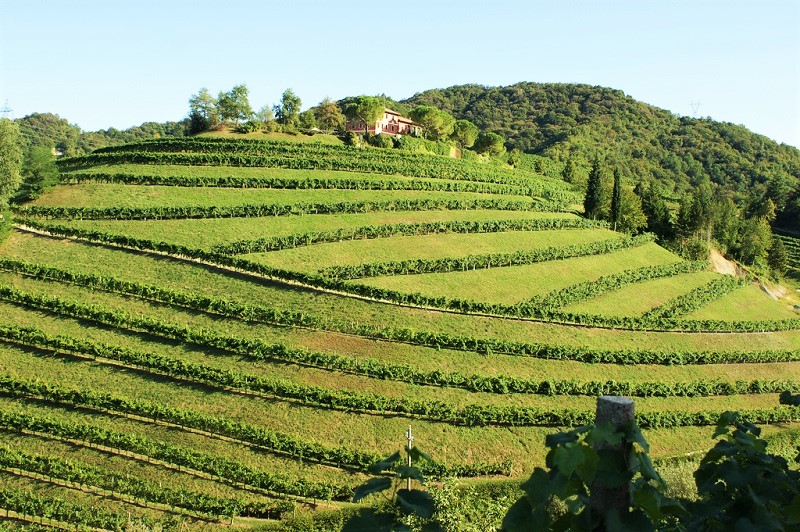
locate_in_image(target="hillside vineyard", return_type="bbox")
[1,136,799,528]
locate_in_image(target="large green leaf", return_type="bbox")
[502,496,550,532]
[396,489,435,518]
[409,446,432,463]
[352,477,392,503]
[396,465,425,484]
[368,451,401,474]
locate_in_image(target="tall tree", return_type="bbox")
[14,146,58,202]
[217,84,252,125]
[298,110,317,129]
[583,158,608,220]
[409,106,455,140]
[610,167,622,231]
[314,97,345,131]
[450,119,479,148]
[561,157,577,183]
[344,96,385,133]
[0,118,23,207]
[275,89,302,127]
[767,236,788,276]
[473,132,506,156]
[636,182,674,241]
[188,88,219,133]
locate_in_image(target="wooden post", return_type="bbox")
[590,395,635,523]
[406,426,413,491]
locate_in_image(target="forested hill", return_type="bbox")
[403,82,800,216]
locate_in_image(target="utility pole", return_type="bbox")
[405,426,413,490]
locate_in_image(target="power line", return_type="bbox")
[0,100,12,118]
[690,99,701,118]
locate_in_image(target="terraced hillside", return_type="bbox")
[2,136,799,529]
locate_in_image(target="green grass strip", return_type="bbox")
[0,446,292,519]
[644,276,750,320]
[13,197,565,221]
[2,259,800,363]
[0,407,352,501]
[212,217,605,255]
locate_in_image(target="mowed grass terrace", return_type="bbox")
[2,136,799,529]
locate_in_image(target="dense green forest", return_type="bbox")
[16,112,189,157]
[404,82,800,228]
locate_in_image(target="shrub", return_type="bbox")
[368,133,394,149]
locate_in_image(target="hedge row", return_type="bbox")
[0,446,293,519]
[13,196,566,221]
[0,333,603,428]
[3,373,799,441]
[0,326,501,476]
[527,261,710,310]
[0,409,352,501]
[21,220,800,333]
[213,217,606,255]
[319,235,653,280]
[73,137,575,197]
[5,323,798,401]
[644,275,749,320]
[3,259,800,365]
[56,151,575,202]
[61,170,533,197]
[0,486,149,531]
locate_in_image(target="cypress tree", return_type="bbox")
[611,168,622,231]
[768,236,788,275]
[583,158,606,220]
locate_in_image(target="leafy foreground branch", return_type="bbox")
[503,409,800,532]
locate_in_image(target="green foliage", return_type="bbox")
[404,82,800,225]
[217,84,253,125]
[611,168,622,228]
[367,133,395,149]
[0,486,161,530]
[62,137,574,200]
[409,105,456,141]
[0,445,291,519]
[298,109,317,130]
[2,253,800,369]
[13,145,58,202]
[0,117,23,206]
[473,132,506,156]
[350,442,436,528]
[503,420,683,531]
[583,157,609,220]
[275,88,302,127]
[188,87,220,133]
[236,119,265,134]
[345,96,385,132]
[768,235,788,276]
[450,119,479,148]
[314,97,346,131]
[685,412,800,531]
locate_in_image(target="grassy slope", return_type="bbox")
[356,242,680,305]
[564,271,720,317]
[54,210,576,251]
[30,184,529,209]
[4,136,799,528]
[244,228,618,273]
[4,233,799,352]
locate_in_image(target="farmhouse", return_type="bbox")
[346,108,422,136]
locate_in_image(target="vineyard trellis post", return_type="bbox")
[590,395,634,524]
[406,426,413,491]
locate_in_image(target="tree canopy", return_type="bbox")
[473,132,506,156]
[217,84,252,125]
[409,106,455,140]
[0,118,23,206]
[344,96,385,131]
[275,89,302,127]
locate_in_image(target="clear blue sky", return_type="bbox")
[2,0,798,147]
